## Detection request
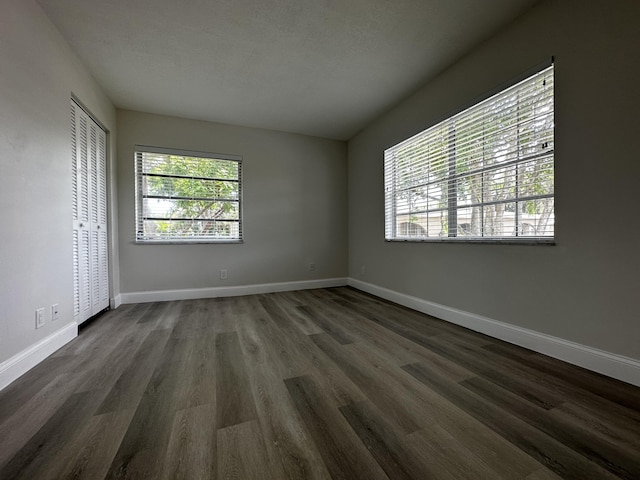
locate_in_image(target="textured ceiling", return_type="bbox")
[37,0,539,140]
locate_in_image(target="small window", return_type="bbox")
[384,64,554,243]
[135,146,242,243]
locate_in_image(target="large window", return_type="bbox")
[135,146,242,243]
[384,64,554,242]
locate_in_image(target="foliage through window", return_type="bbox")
[384,64,554,242]
[135,146,242,242]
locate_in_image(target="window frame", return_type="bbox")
[384,62,555,245]
[134,145,243,244]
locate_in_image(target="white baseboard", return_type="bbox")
[110,294,122,309]
[348,278,640,387]
[0,322,77,392]
[120,277,349,304]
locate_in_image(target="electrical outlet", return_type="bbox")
[35,308,45,329]
[309,262,316,272]
[220,269,228,280]
[51,304,59,321]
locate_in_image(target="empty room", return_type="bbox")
[1,0,639,479]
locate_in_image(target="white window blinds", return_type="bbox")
[384,64,554,242]
[135,146,243,242]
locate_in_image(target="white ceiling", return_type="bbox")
[37,0,539,140]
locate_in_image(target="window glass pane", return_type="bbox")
[455,207,476,236]
[457,172,482,207]
[483,202,516,237]
[397,215,429,238]
[143,219,239,239]
[517,198,555,236]
[143,155,238,179]
[484,165,517,203]
[143,199,239,220]
[518,157,554,197]
[144,176,238,200]
[437,210,449,237]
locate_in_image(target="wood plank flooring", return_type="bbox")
[0,287,639,479]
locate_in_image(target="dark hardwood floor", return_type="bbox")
[1,287,639,479]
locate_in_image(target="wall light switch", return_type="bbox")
[36,308,45,329]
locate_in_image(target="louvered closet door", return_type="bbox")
[72,103,92,323]
[72,100,109,324]
[95,129,109,310]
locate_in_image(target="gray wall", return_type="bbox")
[0,0,118,363]
[348,0,640,359]
[117,110,347,294]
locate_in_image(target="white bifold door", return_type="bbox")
[71,100,109,324]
